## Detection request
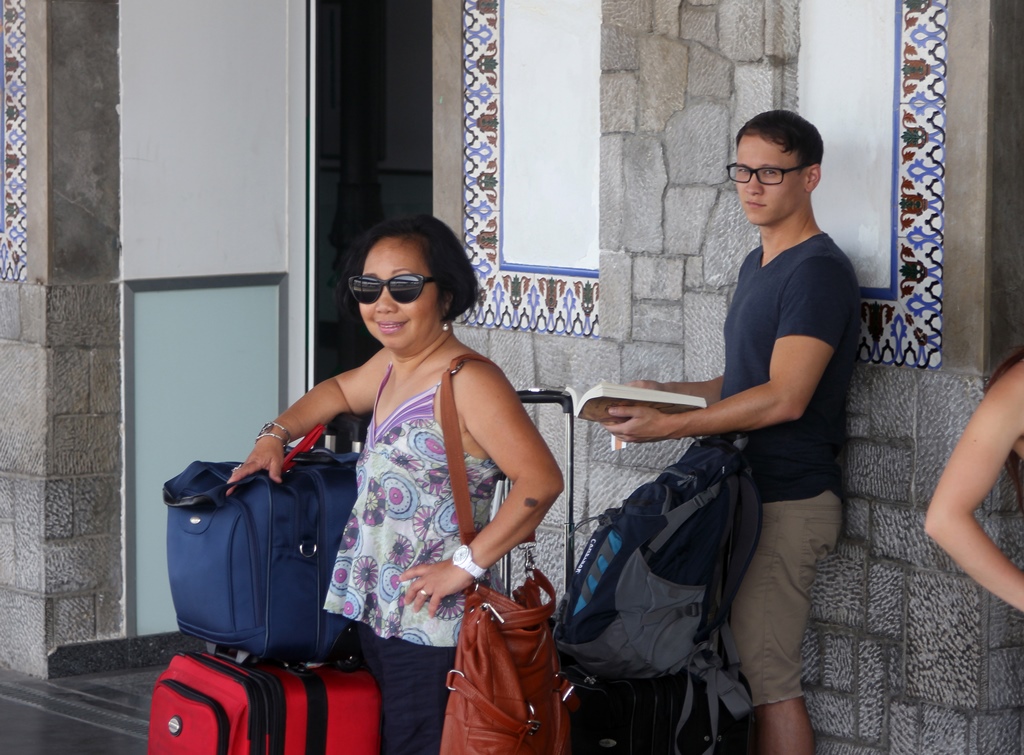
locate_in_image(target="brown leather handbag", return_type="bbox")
[437,355,575,754]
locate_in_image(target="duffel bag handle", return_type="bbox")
[282,424,325,471]
[163,462,245,508]
[164,425,327,508]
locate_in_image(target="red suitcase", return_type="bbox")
[147,652,380,755]
[260,662,381,754]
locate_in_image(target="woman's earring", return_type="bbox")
[442,322,451,332]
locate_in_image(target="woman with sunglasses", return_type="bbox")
[227,214,563,754]
[926,346,1024,612]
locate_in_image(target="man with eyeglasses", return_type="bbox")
[601,110,859,755]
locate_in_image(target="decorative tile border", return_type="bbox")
[461,0,600,337]
[0,0,26,282]
[461,0,946,359]
[858,0,946,368]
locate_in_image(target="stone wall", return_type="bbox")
[0,284,123,677]
[807,366,1024,754]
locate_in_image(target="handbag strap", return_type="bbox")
[439,353,498,546]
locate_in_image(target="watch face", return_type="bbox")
[453,545,470,565]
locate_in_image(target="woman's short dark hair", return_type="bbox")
[736,110,824,167]
[334,214,479,322]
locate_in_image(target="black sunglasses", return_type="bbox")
[348,274,436,304]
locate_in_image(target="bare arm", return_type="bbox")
[227,349,391,484]
[402,360,564,617]
[925,363,1024,611]
[455,362,564,564]
[603,334,834,442]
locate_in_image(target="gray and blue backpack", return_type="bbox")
[555,436,761,680]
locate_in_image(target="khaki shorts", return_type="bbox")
[730,491,842,706]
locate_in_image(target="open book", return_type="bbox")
[565,381,707,422]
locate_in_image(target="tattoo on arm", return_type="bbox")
[524,497,539,508]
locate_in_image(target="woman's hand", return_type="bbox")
[226,437,286,493]
[222,355,385,493]
[401,561,476,619]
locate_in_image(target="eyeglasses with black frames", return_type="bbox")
[348,274,436,304]
[726,163,809,185]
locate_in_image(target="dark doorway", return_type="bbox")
[313,1,433,384]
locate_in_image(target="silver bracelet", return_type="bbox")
[257,421,291,445]
[255,430,288,446]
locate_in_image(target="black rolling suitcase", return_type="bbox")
[564,651,754,754]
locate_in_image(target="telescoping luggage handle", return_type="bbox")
[498,388,575,593]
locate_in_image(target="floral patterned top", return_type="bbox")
[323,364,500,646]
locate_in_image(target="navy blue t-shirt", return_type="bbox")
[721,233,859,503]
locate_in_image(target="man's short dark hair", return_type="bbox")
[736,110,824,166]
[335,214,479,322]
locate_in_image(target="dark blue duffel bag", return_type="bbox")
[163,447,359,663]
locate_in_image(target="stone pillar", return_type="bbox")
[0,0,123,677]
[987,0,1024,368]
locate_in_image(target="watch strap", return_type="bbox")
[455,546,486,579]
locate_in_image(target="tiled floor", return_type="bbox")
[0,665,158,754]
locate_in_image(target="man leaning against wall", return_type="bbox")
[599,110,860,755]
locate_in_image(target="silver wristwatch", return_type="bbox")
[452,545,486,579]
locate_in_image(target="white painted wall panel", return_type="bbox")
[121,1,290,279]
[502,0,601,271]
[799,0,895,290]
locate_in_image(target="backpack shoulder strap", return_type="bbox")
[645,481,722,553]
[695,471,761,642]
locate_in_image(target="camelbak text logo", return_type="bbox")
[576,538,599,575]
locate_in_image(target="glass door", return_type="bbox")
[311,0,433,384]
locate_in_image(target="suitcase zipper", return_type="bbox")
[190,653,269,755]
[312,473,329,654]
[236,492,265,626]
[158,678,230,755]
